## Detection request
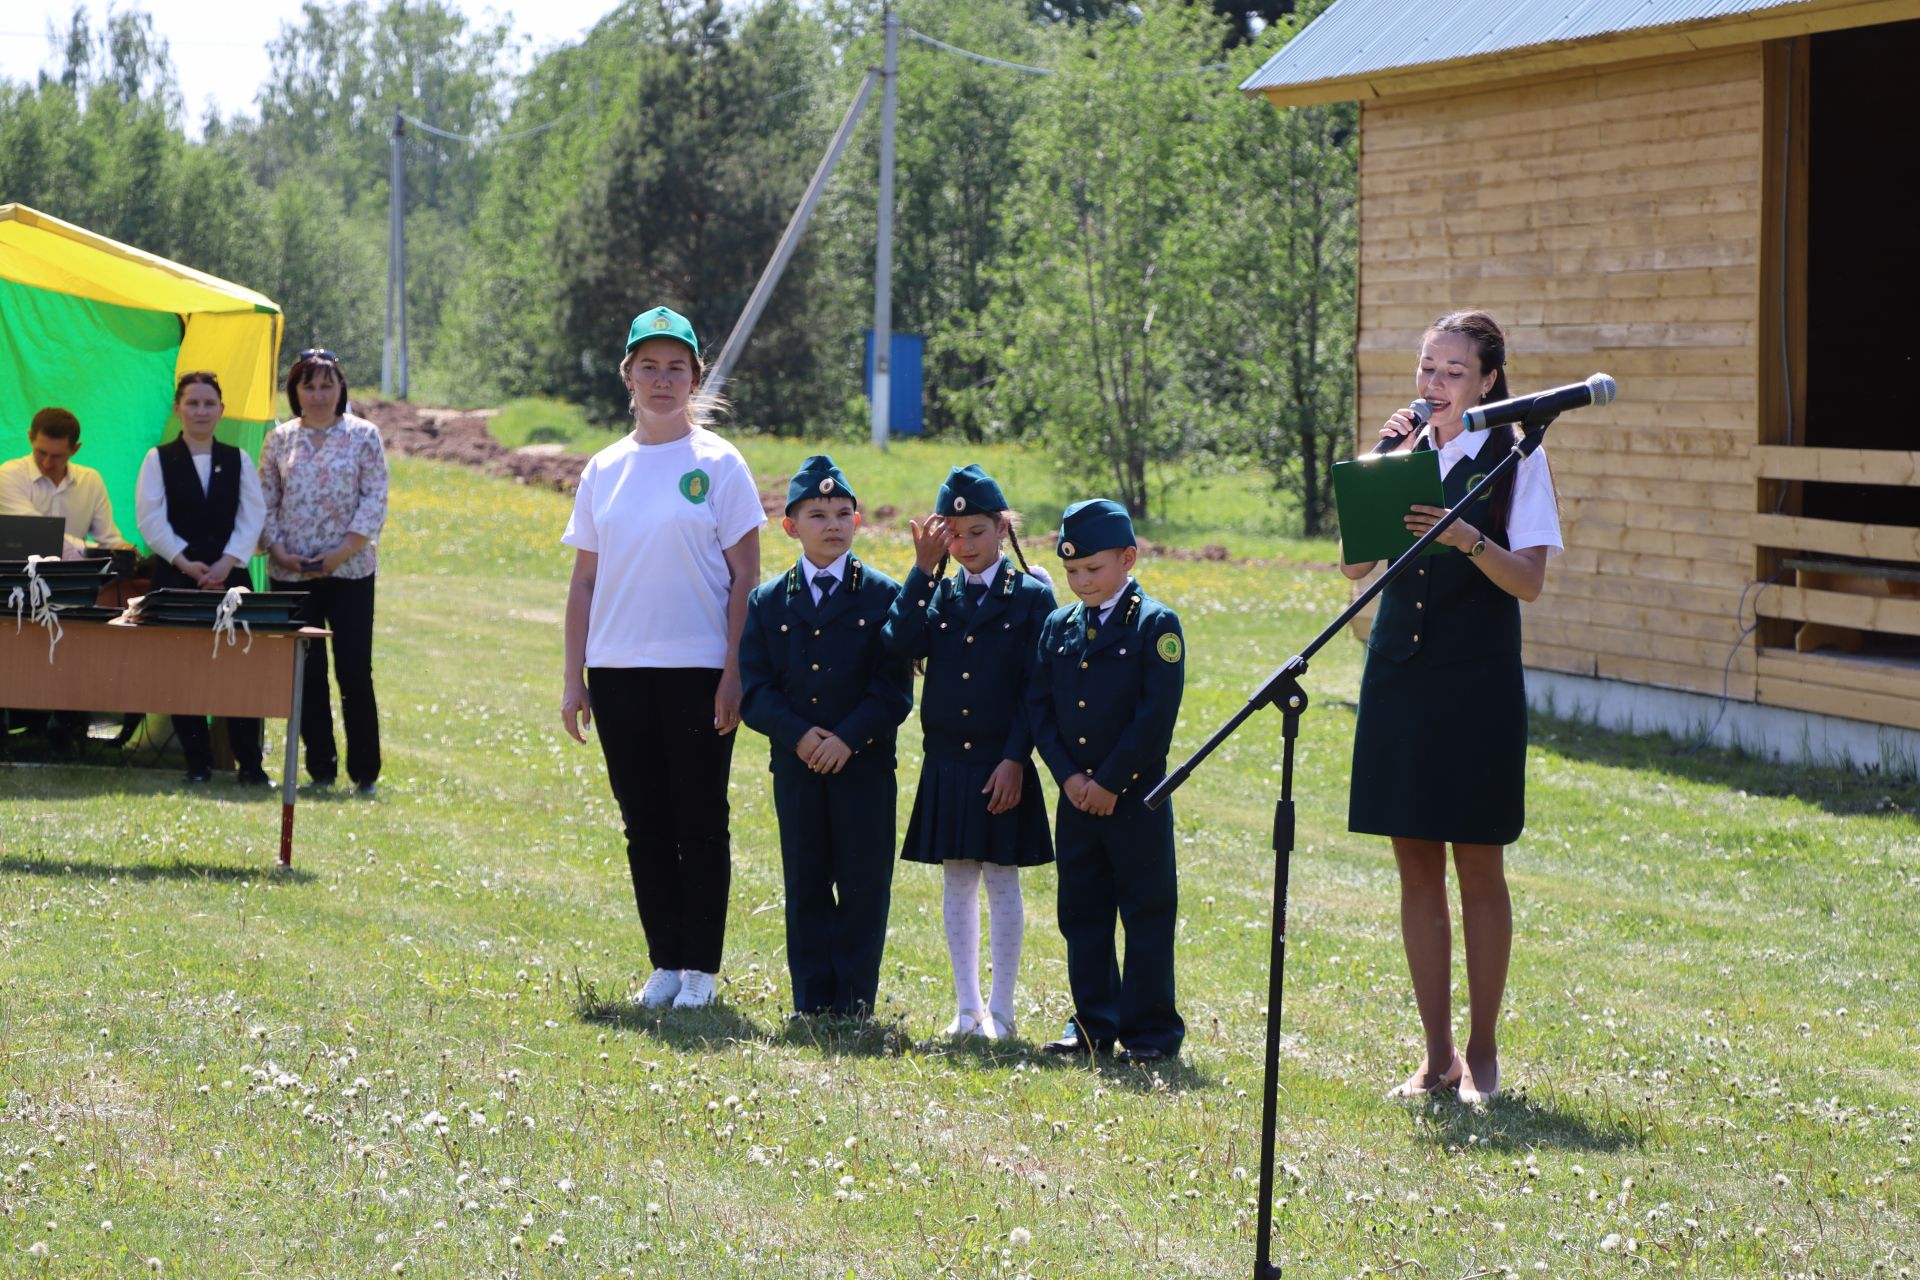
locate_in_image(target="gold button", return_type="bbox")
[814,629,822,636]
[1077,700,1086,708]
[961,708,970,716]
[1079,662,1088,670]
[780,624,789,632]
[1077,736,1087,745]
[811,663,820,671]
[1131,772,1139,780]
[963,741,973,750]
[811,697,818,704]
[1417,569,1425,577]
[962,672,971,680]
[965,635,974,644]
[1412,634,1420,642]
[1415,602,1424,610]
[858,618,866,627]
[918,599,927,606]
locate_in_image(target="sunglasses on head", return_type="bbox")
[297,349,339,362]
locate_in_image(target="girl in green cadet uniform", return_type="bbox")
[1341,309,1563,1104]
[882,464,1056,1041]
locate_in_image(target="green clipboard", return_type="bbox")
[1332,449,1447,564]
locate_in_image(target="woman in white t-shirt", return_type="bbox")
[561,306,767,1012]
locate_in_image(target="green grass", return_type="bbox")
[476,404,1336,562]
[3,456,1917,1278]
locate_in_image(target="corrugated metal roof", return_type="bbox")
[1241,0,1816,92]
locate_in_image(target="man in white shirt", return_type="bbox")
[0,408,127,559]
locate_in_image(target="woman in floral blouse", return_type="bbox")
[260,350,390,796]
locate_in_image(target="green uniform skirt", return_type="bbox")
[1347,645,1527,846]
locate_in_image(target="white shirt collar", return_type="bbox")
[1095,578,1134,622]
[963,559,1001,589]
[802,552,850,587]
[1435,427,1489,461]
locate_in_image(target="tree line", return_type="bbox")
[0,0,1355,530]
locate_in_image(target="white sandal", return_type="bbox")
[942,1009,987,1038]
[982,1011,1016,1041]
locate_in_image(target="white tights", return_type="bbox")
[942,859,1024,1020]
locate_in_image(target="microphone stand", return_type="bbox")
[1144,406,1560,1280]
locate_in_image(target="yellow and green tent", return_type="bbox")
[0,202,284,552]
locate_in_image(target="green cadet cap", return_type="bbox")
[1056,499,1134,560]
[625,306,700,359]
[787,454,857,512]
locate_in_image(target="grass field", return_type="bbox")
[2,456,1917,1278]
[484,401,1333,563]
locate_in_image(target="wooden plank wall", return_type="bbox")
[1353,48,1765,698]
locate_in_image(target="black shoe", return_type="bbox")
[1040,1035,1111,1057]
[184,767,213,785]
[1115,1045,1171,1066]
[236,767,274,787]
[355,780,378,798]
[309,774,338,788]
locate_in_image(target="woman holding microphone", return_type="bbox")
[1340,310,1562,1104]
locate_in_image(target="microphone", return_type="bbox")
[1370,399,1432,455]
[1463,373,1616,432]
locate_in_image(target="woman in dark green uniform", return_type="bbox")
[1342,310,1563,1105]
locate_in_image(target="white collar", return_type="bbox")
[962,559,1002,589]
[1434,427,1489,460]
[802,552,850,586]
[1095,578,1135,620]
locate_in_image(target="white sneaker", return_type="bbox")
[672,970,716,1009]
[635,968,681,1009]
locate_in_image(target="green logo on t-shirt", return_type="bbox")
[679,469,710,504]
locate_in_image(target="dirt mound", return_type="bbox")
[358,398,590,493]
[358,399,1262,564]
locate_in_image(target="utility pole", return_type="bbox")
[382,109,409,399]
[869,8,898,448]
[710,69,879,394]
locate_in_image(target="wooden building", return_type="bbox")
[1245,0,1920,770]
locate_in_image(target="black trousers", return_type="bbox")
[156,561,262,773]
[770,758,897,1016]
[1054,793,1186,1056]
[589,666,737,974]
[272,574,380,786]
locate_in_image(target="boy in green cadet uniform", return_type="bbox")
[1028,499,1187,1064]
[740,455,913,1018]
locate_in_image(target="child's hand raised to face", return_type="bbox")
[908,515,951,574]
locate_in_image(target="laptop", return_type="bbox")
[0,515,66,559]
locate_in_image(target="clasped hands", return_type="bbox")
[171,552,246,590]
[1062,772,1118,816]
[796,727,853,774]
[268,542,354,578]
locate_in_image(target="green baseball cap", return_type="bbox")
[625,306,700,359]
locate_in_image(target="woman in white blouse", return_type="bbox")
[259,351,390,796]
[134,371,270,785]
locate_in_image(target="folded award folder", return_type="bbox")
[1331,449,1447,564]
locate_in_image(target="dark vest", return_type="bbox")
[157,437,243,564]
[1368,427,1521,667]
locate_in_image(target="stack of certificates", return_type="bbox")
[0,557,121,621]
[123,588,309,631]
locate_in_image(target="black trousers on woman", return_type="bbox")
[154,561,263,775]
[271,574,380,786]
[588,666,736,975]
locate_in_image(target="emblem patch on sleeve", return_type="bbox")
[679,469,710,504]
[1156,632,1183,664]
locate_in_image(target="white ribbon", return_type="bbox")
[7,554,63,661]
[211,584,254,657]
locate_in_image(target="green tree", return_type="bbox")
[448,0,838,427]
[962,3,1230,518]
[1185,15,1355,534]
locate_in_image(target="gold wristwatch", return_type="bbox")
[1467,536,1487,558]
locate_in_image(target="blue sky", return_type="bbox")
[0,0,619,136]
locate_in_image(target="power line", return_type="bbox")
[904,28,1051,76]
[400,99,591,146]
